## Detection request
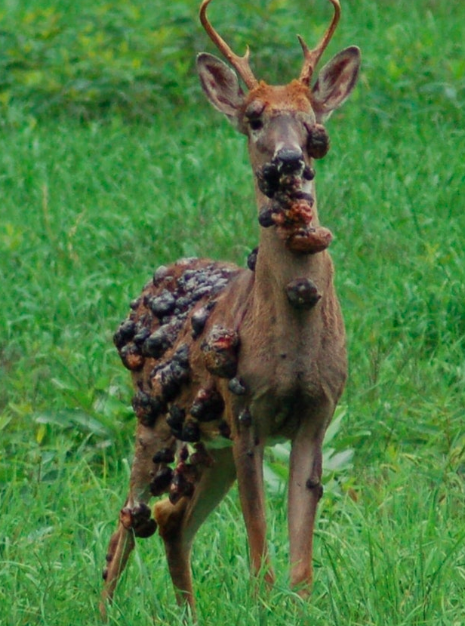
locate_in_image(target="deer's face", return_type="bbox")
[239,81,322,172]
[197,46,359,175]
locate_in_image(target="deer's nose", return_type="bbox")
[273,148,305,175]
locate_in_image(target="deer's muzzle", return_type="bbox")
[273,148,305,176]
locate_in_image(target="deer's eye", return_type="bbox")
[245,100,266,132]
[248,118,263,131]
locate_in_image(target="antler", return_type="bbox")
[298,0,341,86]
[199,0,258,90]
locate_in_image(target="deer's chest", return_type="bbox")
[236,343,322,438]
[233,312,346,439]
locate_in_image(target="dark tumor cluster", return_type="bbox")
[306,123,330,160]
[201,325,240,379]
[114,259,241,375]
[113,258,252,510]
[255,140,333,255]
[150,442,214,505]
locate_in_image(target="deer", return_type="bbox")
[101,0,360,616]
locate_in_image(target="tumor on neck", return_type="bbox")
[255,154,333,255]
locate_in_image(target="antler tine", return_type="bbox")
[199,0,258,90]
[298,0,341,86]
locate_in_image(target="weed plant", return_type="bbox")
[1,0,465,624]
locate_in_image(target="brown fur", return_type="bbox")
[244,80,313,114]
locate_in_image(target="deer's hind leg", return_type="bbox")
[154,446,236,611]
[101,422,174,614]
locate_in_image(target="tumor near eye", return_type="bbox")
[306,123,330,159]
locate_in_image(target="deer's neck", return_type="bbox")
[247,179,334,349]
[254,178,328,291]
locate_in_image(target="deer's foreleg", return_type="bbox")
[288,417,327,596]
[233,425,275,586]
[154,447,236,611]
[101,422,173,615]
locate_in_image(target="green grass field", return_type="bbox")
[1,0,465,624]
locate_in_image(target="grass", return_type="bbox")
[1,0,465,624]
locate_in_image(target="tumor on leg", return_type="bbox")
[119,502,158,538]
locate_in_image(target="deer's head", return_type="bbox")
[197,0,360,175]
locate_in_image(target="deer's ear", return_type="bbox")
[311,46,361,122]
[197,53,245,122]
